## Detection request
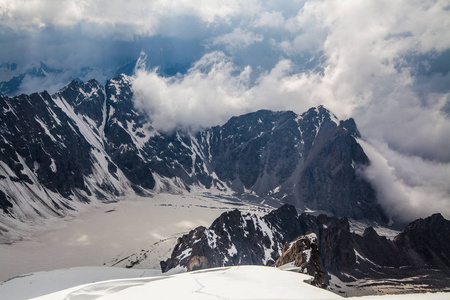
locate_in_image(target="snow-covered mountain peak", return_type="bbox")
[106,74,132,103]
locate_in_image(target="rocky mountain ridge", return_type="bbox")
[161,205,450,295]
[0,74,387,242]
[160,205,300,273]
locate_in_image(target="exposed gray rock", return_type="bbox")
[274,232,326,288]
[394,213,450,272]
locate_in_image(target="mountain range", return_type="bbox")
[0,74,390,242]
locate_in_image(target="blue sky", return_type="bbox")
[1,0,450,221]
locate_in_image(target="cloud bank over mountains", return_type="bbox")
[1,0,450,221]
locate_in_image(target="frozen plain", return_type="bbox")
[0,192,272,282]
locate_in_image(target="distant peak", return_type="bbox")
[362,226,379,238]
[340,118,361,138]
[112,73,131,83]
[86,78,102,86]
[69,79,81,86]
[316,104,327,111]
[430,213,445,220]
[38,61,62,74]
[298,105,341,127]
[303,105,333,117]
[64,78,101,90]
[134,51,148,73]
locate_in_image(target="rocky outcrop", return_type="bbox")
[352,226,407,270]
[0,190,12,213]
[349,214,450,277]
[161,205,300,273]
[298,213,356,277]
[274,233,326,288]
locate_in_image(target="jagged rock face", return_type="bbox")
[0,77,133,227]
[352,227,407,270]
[0,91,93,200]
[300,213,450,284]
[58,79,106,127]
[160,206,299,273]
[349,214,450,278]
[393,213,450,272]
[298,213,356,277]
[294,115,380,221]
[205,110,300,190]
[198,107,386,222]
[103,75,156,192]
[161,204,359,278]
[339,214,450,295]
[274,233,326,288]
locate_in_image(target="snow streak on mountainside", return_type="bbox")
[0,75,387,242]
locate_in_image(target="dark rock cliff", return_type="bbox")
[274,232,326,288]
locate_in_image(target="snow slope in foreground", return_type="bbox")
[18,266,450,300]
[30,266,342,300]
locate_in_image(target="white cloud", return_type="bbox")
[0,0,258,38]
[132,51,345,132]
[132,51,253,131]
[211,28,264,52]
[358,140,450,222]
[253,11,286,29]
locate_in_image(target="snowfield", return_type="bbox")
[1,265,448,300]
[31,266,342,300]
